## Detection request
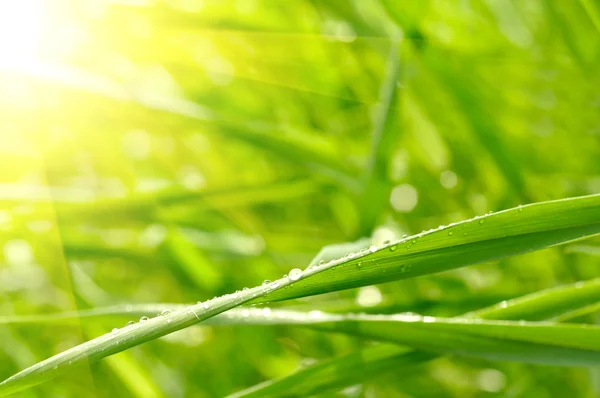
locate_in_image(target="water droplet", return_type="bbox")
[357,261,362,268]
[262,279,271,285]
[383,240,391,245]
[463,232,467,236]
[402,234,408,238]
[203,302,209,309]
[448,232,453,236]
[389,245,397,252]
[318,260,325,266]
[369,245,377,253]
[347,252,355,259]
[412,240,416,244]
[167,319,172,324]
[111,328,119,334]
[242,287,249,291]
[479,219,484,224]
[126,321,135,326]
[289,268,303,281]
[160,309,172,316]
[140,316,149,323]
[518,206,523,212]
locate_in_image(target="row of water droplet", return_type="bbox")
[108,209,513,337]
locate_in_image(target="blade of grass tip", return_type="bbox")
[0,279,297,396]
[227,277,600,397]
[307,238,372,269]
[250,194,600,303]
[555,302,600,323]
[358,31,402,236]
[3,195,600,395]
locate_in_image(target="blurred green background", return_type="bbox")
[1,0,600,396]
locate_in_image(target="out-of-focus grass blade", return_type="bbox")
[310,314,600,366]
[253,194,600,303]
[51,178,321,219]
[3,63,359,191]
[228,277,600,397]
[581,0,600,33]
[228,345,433,398]
[358,32,402,235]
[565,244,600,256]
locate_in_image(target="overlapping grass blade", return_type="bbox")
[228,277,600,397]
[310,314,600,366]
[2,195,599,395]
[4,63,360,191]
[0,285,280,396]
[253,194,600,302]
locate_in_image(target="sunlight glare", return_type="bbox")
[0,0,44,68]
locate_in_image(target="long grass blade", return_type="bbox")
[2,195,599,395]
[228,277,600,397]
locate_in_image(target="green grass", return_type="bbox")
[1,195,600,395]
[1,1,600,397]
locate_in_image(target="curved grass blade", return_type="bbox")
[4,278,600,397]
[2,195,600,395]
[228,277,600,397]
[0,283,287,396]
[253,194,600,303]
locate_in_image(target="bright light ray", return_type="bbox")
[0,0,44,68]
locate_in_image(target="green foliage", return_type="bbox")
[1,0,599,397]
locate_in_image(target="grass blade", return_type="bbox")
[254,194,600,302]
[310,315,600,366]
[228,277,600,397]
[2,195,599,395]
[0,284,281,396]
